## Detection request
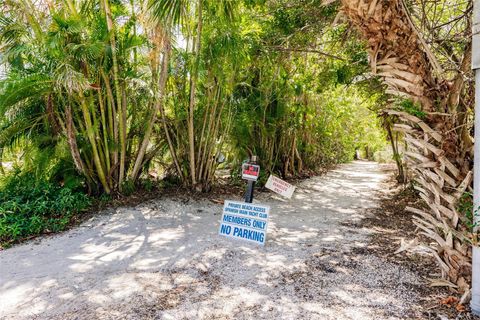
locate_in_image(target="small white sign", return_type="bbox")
[219,200,269,246]
[265,175,296,199]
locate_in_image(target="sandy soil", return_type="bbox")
[1,161,430,319]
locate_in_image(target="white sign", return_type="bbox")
[241,163,260,181]
[218,200,269,246]
[265,175,296,199]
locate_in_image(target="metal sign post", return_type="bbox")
[472,0,480,314]
[245,180,255,203]
[243,156,258,203]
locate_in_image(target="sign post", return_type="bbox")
[217,156,271,246]
[242,156,259,203]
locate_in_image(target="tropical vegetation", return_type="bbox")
[0,0,386,197]
[0,0,476,304]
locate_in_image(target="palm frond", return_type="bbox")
[0,73,51,114]
[53,63,90,94]
[148,0,189,26]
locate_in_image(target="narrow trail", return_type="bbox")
[1,161,425,319]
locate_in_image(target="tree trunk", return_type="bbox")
[65,105,88,178]
[384,115,406,183]
[340,0,473,293]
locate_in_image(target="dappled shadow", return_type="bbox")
[0,161,420,319]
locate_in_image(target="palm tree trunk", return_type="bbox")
[340,0,472,293]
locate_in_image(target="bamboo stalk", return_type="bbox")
[103,0,125,190]
[198,85,221,180]
[79,94,111,193]
[101,66,118,182]
[196,73,215,172]
[98,88,111,174]
[187,0,203,186]
[131,38,171,181]
[65,105,88,178]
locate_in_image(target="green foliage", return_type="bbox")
[121,179,136,196]
[0,0,387,197]
[141,178,155,192]
[457,192,478,230]
[397,99,426,119]
[228,12,387,176]
[0,173,91,244]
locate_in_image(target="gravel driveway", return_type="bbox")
[1,161,426,319]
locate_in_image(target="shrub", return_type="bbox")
[0,173,91,244]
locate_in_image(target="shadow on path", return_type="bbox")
[0,161,422,319]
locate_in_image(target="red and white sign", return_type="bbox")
[242,163,260,181]
[265,175,295,199]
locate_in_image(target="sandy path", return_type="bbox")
[1,161,424,319]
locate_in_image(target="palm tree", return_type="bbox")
[148,0,237,189]
[0,0,156,193]
[338,0,473,293]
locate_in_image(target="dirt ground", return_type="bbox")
[0,161,476,319]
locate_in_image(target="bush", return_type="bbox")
[457,192,475,230]
[0,173,91,244]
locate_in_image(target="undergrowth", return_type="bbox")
[0,172,91,246]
